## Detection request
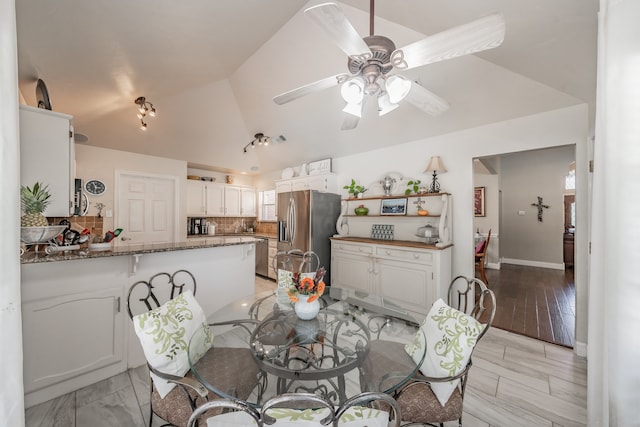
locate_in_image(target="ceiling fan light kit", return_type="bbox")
[273,1,505,129]
[134,96,156,131]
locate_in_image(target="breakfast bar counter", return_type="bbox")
[20,235,262,264]
[21,238,258,408]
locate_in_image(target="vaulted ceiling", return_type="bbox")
[16,0,598,175]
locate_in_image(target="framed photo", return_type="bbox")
[308,158,332,175]
[380,198,407,215]
[474,187,486,217]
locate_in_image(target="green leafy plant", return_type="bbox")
[343,179,367,198]
[404,179,422,195]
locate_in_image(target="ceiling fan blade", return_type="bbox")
[305,2,372,58]
[273,75,343,105]
[341,114,360,130]
[404,82,450,116]
[391,13,505,70]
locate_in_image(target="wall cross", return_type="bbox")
[531,196,550,222]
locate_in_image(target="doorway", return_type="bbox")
[473,145,576,347]
[114,171,180,246]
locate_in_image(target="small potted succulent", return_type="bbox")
[343,179,368,199]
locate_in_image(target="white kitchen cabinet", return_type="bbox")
[19,105,74,217]
[331,239,451,319]
[275,173,338,194]
[22,287,124,397]
[224,186,241,216]
[187,181,252,217]
[240,187,257,217]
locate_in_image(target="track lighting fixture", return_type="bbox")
[243,133,287,153]
[134,96,156,131]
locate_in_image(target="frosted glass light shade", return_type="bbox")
[378,93,399,116]
[341,78,365,104]
[386,75,411,104]
[342,101,363,118]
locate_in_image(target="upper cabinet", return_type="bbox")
[275,173,338,194]
[19,105,74,217]
[186,180,255,217]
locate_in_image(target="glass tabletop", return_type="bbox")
[188,287,425,407]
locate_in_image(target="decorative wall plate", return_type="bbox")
[35,79,52,110]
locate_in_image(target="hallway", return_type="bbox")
[484,264,575,347]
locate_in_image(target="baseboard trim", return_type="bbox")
[501,258,565,270]
[574,341,587,358]
[486,262,500,270]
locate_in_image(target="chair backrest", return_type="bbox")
[476,228,492,257]
[447,275,496,341]
[126,269,197,319]
[187,399,262,427]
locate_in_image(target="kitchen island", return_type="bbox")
[21,237,259,407]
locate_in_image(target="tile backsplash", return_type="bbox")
[48,216,104,239]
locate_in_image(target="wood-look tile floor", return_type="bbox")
[483,265,576,348]
[25,276,587,427]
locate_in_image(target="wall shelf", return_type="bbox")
[342,192,450,202]
[344,214,441,218]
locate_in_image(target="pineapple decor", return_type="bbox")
[21,182,51,227]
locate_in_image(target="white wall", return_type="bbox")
[1,0,25,424]
[500,145,575,267]
[74,145,188,237]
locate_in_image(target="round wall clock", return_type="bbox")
[85,179,106,196]
[35,79,52,110]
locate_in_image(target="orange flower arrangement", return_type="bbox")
[287,267,326,303]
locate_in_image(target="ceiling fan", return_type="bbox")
[273,1,505,130]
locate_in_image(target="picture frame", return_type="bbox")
[380,198,407,215]
[308,158,332,175]
[474,187,486,217]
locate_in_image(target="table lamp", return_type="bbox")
[425,156,447,193]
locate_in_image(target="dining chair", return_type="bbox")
[188,392,398,427]
[359,276,496,427]
[474,229,492,284]
[127,270,263,427]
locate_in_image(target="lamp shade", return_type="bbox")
[425,156,447,173]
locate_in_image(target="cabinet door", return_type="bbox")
[291,178,308,191]
[275,181,292,194]
[186,180,206,216]
[375,258,434,317]
[331,250,372,292]
[205,183,225,216]
[224,186,242,216]
[305,176,328,192]
[240,188,256,217]
[22,287,124,394]
[20,106,73,217]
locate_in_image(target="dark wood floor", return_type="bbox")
[482,264,575,348]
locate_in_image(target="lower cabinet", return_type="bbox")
[22,287,124,396]
[268,238,278,280]
[331,239,451,319]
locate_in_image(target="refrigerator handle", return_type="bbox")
[289,197,296,245]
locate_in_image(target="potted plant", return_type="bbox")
[404,179,422,195]
[343,179,368,198]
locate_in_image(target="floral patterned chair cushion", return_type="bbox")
[133,290,213,397]
[405,298,485,406]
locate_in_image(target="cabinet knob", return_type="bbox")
[385,250,391,255]
[413,253,420,259]
[121,237,131,241]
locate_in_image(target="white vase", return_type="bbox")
[294,294,320,320]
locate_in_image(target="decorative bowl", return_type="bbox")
[20,225,67,244]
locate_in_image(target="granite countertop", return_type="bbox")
[21,235,262,264]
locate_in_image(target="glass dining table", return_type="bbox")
[187,286,426,408]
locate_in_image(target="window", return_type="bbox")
[258,189,277,221]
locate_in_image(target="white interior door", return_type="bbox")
[115,171,178,246]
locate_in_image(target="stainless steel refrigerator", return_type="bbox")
[277,190,341,285]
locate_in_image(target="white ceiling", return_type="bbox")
[16,0,598,175]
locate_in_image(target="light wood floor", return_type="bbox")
[25,276,587,426]
[483,264,575,348]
